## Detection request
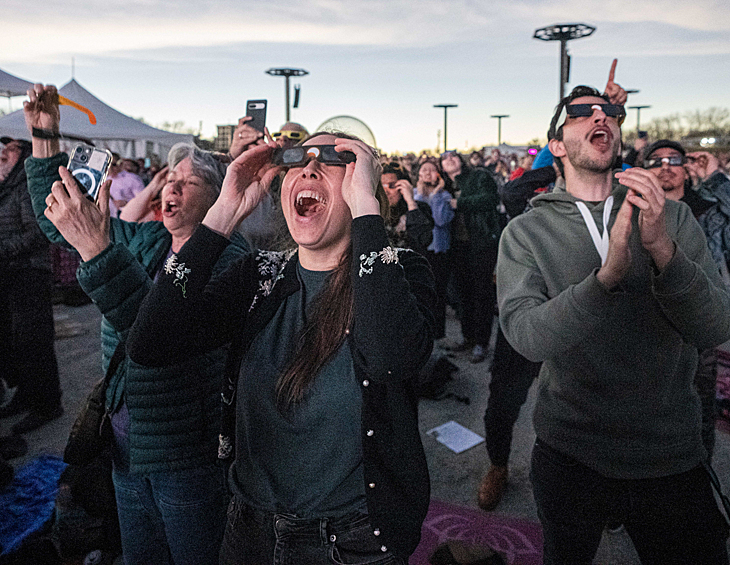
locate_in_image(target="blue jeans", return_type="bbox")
[112,465,228,565]
[531,438,729,565]
[219,496,406,565]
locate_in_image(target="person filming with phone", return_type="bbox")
[126,132,436,564]
[23,83,249,565]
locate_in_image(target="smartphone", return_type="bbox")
[246,99,267,133]
[66,144,113,202]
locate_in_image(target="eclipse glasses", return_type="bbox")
[555,103,626,130]
[272,130,307,141]
[272,145,356,167]
[644,155,686,169]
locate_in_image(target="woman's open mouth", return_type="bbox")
[295,190,327,217]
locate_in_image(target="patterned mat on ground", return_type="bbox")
[715,350,730,433]
[0,455,66,555]
[410,499,543,565]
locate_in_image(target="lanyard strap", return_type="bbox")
[575,196,613,266]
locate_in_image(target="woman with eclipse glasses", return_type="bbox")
[128,132,436,564]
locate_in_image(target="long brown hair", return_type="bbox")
[276,132,387,410]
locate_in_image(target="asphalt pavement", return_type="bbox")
[4,303,730,564]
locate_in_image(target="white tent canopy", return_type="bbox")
[0,78,193,160]
[0,67,34,98]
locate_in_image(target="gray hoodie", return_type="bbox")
[497,181,730,479]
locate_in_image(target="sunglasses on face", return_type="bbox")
[273,145,356,167]
[644,155,686,169]
[272,130,306,141]
[556,103,627,130]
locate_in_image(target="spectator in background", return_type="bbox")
[0,137,63,434]
[381,163,434,257]
[414,160,454,342]
[107,152,145,218]
[643,140,730,460]
[469,151,485,169]
[509,154,534,181]
[440,150,500,363]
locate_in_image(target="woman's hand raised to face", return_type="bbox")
[203,140,281,238]
[335,138,382,219]
[45,167,112,262]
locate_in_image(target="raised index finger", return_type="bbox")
[607,59,617,84]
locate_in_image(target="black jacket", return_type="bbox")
[128,215,436,557]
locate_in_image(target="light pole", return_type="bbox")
[628,105,651,133]
[534,23,596,102]
[265,68,309,122]
[433,104,457,153]
[490,114,509,146]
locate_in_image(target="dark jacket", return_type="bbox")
[385,198,434,256]
[453,167,500,248]
[26,153,250,473]
[1,142,50,271]
[127,216,436,557]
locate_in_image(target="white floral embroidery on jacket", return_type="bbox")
[358,246,403,277]
[164,254,192,297]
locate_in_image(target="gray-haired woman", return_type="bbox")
[24,84,248,565]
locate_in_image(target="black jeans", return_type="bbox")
[531,438,729,565]
[451,241,497,347]
[219,496,405,565]
[0,268,61,412]
[483,328,541,467]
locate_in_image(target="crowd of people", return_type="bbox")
[1,58,730,564]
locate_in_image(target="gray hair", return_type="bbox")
[167,143,226,197]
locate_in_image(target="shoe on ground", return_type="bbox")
[11,405,64,435]
[0,435,28,460]
[0,394,28,420]
[477,465,508,511]
[470,344,486,364]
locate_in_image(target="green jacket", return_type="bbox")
[453,167,500,248]
[26,153,250,473]
[497,181,730,479]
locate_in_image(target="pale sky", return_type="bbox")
[2,0,729,153]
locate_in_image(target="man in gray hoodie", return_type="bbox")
[497,84,730,564]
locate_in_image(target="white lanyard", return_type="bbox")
[575,196,613,266]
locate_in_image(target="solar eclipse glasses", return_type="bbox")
[273,145,356,167]
[644,155,686,169]
[272,130,307,141]
[555,103,626,130]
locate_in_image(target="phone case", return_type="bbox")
[66,144,113,201]
[246,99,267,133]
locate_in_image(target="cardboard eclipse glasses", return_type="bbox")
[556,103,626,130]
[273,145,356,167]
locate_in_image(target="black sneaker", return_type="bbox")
[0,435,28,460]
[11,405,64,435]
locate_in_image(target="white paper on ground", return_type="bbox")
[426,420,485,454]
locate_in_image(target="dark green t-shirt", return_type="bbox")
[231,262,366,517]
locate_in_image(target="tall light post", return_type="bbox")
[534,23,596,102]
[433,104,457,153]
[628,105,651,133]
[265,68,309,122]
[490,114,509,146]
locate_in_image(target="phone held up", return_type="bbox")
[246,99,267,133]
[66,144,113,202]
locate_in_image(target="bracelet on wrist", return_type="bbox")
[32,127,60,140]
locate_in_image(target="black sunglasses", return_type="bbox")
[272,145,356,167]
[644,155,686,169]
[556,104,626,129]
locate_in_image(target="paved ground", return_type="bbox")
[4,303,730,563]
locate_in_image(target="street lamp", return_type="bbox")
[265,68,309,122]
[534,23,596,102]
[490,115,509,146]
[628,105,651,133]
[433,104,458,153]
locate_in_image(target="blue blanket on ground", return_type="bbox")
[0,455,67,555]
